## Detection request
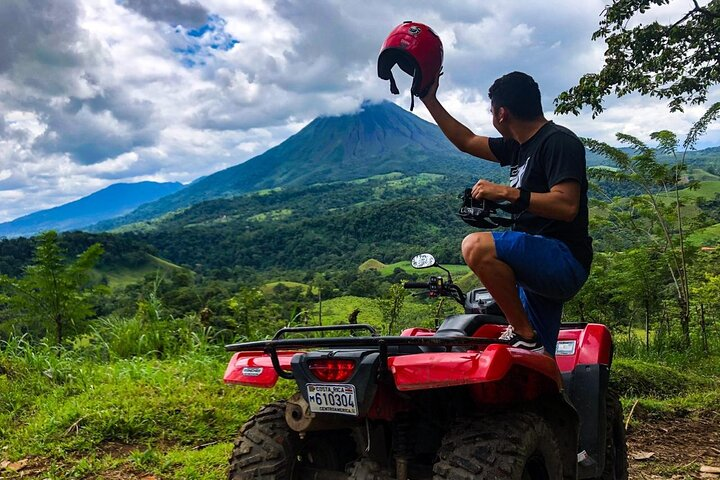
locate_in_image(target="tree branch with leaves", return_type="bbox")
[555,0,720,116]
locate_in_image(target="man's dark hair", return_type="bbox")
[488,72,543,120]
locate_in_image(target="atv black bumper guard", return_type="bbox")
[225,324,508,379]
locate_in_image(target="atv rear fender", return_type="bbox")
[224,351,298,388]
[389,343,563,400]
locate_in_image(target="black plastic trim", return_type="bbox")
[562,363,610,479]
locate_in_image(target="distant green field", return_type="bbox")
[661,180,720,202]
[94,254,186,289]
[378,260,471,278]
[687,223,720,247]
[305,294,464,333]
[346,172,405,184]
[386,173,444,188]
[591,180,719,225]
[689,168,720,182]
[247,208,293,222]
[261,281,316,295]
[358,259,386,271]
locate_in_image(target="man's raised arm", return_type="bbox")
[421,79,499,163]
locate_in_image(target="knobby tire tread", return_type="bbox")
[228,401,294,480]
[598,390,629,480]
[433,411,563,480]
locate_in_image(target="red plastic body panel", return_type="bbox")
[555,323,613,373]
[223,324,611,403]
[388,344,562,392]
[400,327,434,337]
[223,351,299,388]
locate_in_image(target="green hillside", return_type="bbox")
[306,295,464,332]
[663,180,720,201]
[260,281,316,296]
[101,173,717,277]
[687,223,720,247]
[358,259,386,271]
[94,254,186,289]
[689,168,720,181]
[378,260,471,278]
[129,173,474,275]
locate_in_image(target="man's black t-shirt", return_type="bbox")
[488,121,593,271]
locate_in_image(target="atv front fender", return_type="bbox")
[388,343,562,393]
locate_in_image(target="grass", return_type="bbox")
[0,333,292,479]
[306,295,464,333]
[247,208,293,222]
[1,310,718,478]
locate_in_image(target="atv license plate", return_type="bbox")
[306,383,358,416]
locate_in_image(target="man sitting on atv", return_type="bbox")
[421,71,592,355]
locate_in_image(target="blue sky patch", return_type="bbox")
[173,14,238,68]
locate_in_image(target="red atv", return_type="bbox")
[223,251,628,479]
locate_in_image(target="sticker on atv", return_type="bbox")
[306,383,358,416]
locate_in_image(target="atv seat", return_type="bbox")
[435,314,508,337]
[390,314,508,355]
[409,314,509,353]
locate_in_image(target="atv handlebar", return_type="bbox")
[404,276,466,306]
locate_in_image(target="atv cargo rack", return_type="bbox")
[225,324,508,379]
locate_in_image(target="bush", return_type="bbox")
[610,358,711,398]
[71,315,227,360]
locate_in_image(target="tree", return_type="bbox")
[228,287,267,339]
[379,283,406,335]
[0,231,105,344]
[582,105,719,345]
[555,0,720,116]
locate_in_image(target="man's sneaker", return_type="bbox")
[499,325,544,352]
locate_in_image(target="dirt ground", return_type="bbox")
[628,412,720,479]
[2,415,720,479]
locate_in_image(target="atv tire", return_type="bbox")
[597,390,629,480]
[433,412,563,480]
[228,401,355,479]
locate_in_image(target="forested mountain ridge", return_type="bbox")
[92,101,504,230]
[133,173,473,275]
[0,182,184,238]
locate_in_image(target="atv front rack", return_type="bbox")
[225,324,507,380]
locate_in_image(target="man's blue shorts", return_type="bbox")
[492,231,589,355]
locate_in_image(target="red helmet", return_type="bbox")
[377,21,443,110]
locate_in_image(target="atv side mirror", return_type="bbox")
[411,253,436,269]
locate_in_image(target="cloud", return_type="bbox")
[33,88,157,165]
[0,0,718,223]
[0,0,82,74]
[120,0,208,27]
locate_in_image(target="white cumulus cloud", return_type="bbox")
[0,0,717,222]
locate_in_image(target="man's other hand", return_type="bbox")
[471,179,515,203]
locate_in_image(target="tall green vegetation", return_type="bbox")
[577,104,720,347]
[0,231,105,344]
[379,283,406,334]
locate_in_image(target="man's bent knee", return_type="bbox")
[461,232,496,266]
